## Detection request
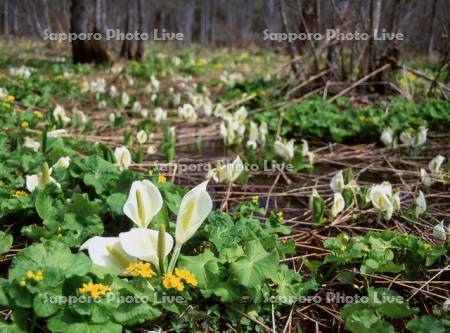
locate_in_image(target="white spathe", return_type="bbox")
[80,236,135,271]
[226,155,244,182]
[331,192,345,218]
[121,92,130,106]
[370,184,394,220]
[428,155,445,175]
[175,180,213,245]
[26,164,58,192]
[136,130,148,145]
[23,137,40,151]
[119,228,173,267]
[123,180,163,228]
[420,168,433,187]
[380,128,394,147]
[154,107,167,123]
[178,103,197,121]
[432,222,447,241]
[53,156,70,169]
[274,139,295,161]
[114,146,132,171]
[415,191,427,216]
[330,171,345,193]
[53,104,71,125]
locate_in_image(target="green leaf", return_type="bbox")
[9,241,91,308]
[35,190,59,221]
[271,265,317,304]
[312,196,325,225]
[178,249,221,291]
[406,315,450,333]
[106,193,126,215]
[0,231,13,255]
[48,310,122,333]
[230,240,278,288]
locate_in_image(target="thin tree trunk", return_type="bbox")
[428,0,438,63]
[120,0,136,60]
[135,0,145,61]
[12,0,18,34]
[4,0,9,35]
[280,0,299,75]
[201,0,211,45]
[71,0,110,64]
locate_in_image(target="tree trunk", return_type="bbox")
[201,0,211,45]
[280,0,299,76]
[71,0,110,64]
[12,0,18,34]
[135,0,145,61]
[427,0,438,63]
[4,0,9,35]
[120,0,136,60]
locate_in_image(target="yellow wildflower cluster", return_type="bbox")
[12,190,28,198]
[340,245,347,252]
[21,121,29,129]
[174,268,198,286]
[6,95,14,102]
[124,262,156,278]
[20,270,44,286]
[163,273,184,291]
[277,211,283,222]
[79,282,110,299]
[405,71,417,82]
[252,196,259,205]
[33,111,43,118]
[196,58,206,66]
[158,175,167,183]
[163,268,198,291]
[240,52,249,60]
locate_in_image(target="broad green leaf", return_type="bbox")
[230,240,278,288]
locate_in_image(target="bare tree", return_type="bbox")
[428,0,438,63]
[3,0,8,35]
[71,0,110,64]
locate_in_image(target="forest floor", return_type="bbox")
[0,38,449,332]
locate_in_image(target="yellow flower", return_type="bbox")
[213,63,223,70]
[252,196,259,204]
[174,268,197,287]
[7,95,14,102]
[158,175,166,183]
[196,58,206,66]
[21,121,29,129]
[33,270,44,282]
[79,282,109,299]
[358,115,366,122]
[277,211,283,222]
[148,169,153,176]
[20,278,27,287]
[163,273,184,291]
[340,245,347,252]
[33,111,43,118]
[24,270,44,282]
[240,52,249,60]
[123,262,156,278]
[12,190,28,198]
[405,72,417,82]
